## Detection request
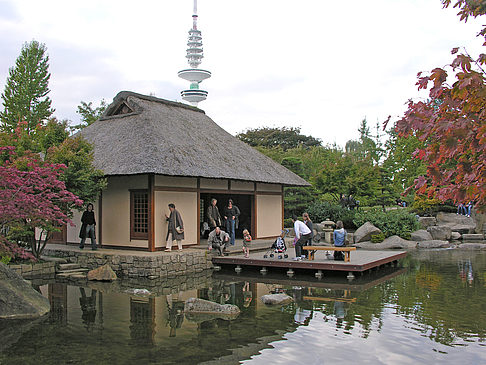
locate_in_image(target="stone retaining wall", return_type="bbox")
[42,248,213,279]
[8,261,56,278]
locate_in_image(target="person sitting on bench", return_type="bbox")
[208,227,230,256]
[333,220,347,261]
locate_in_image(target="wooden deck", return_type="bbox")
[212,249,407,277]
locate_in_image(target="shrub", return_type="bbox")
[306,201,356,228]
[353,208,419,239]
[0,236,36,263]
[410,196,456,216]
[371,233,385,243]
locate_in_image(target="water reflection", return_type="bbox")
[0,250,485,364]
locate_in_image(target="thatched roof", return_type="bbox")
[79,91,310,186]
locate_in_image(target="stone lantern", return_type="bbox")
[321,219,335,243]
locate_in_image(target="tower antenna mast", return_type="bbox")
[178,0,211,106]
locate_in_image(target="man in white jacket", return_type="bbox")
[292,215,312,260]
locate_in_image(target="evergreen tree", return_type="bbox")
[0,40,54,134]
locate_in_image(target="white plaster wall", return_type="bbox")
[155,175,197,188]
[155,191,198,248]
[231,181,254,191]
[101,175,148,248]
[256,194,283,238]
[256,183,282,192]
[200,178,228,190]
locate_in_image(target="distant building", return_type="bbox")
[60,91,309,251]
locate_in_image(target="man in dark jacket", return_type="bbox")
[165,203,184,252]
[207,198,222,229]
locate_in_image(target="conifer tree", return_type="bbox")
[0,40,54,134]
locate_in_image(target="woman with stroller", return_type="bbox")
[333,220,347,261]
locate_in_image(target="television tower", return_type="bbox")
[178,0,211,106]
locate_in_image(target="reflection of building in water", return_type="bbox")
[129,297,156,345]
[166,293,185,337]
[79,287,97,332]
[49,283,67,325]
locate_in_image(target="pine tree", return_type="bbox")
[0,40,54,134]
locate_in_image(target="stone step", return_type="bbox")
[58,263,81,270]
[56,271,87,278]
[462,234,485,241]
[57,268,89,274]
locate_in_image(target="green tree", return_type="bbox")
[0,40,54,134]
[237,126,321,151]
[74,99,107,130]
[46,135,106,204]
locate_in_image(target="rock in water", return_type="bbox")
[410,230,433,241]
[0,262,50,319]
[260,293,294,305]
[185,297,240,315]
[87,264,117,281]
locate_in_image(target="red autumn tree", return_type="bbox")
[393,0,486,210]
[0,146,82,259]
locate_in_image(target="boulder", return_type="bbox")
[418,216,437,229]
[0,262,50,319]
[458,242,486,250]
[184,297,240,315]
[436,212,476,233]
[354,236,416,249]
[427,225,452,241]
[260,293,294,305]
[410,230,433,241]
[354,222,382,243]
[312,231,321,243]
[462,233,485,241]
[417,240,450,249]
[346,232,355,244]
[314,223,325,232]
[87,264,117,281]
[451,232,462,240]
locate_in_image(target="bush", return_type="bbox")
[353,208,419,239]
[283,218,293,228]
[410,196,456,216]
[0,236,36,263]
[306,201,357,228]
[371,233,385,243]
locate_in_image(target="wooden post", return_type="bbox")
[148,174,155,252]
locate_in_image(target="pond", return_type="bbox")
[1,249,486,364]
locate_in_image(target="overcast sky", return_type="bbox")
[0,0,484,147]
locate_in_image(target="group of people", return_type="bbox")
[457,201,474,218]
[206,198,253,257]
[292,212,347,261]
[340,194,358,210]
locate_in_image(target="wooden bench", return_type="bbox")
[303,246,356,262]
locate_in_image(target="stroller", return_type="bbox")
[263,229,289,259]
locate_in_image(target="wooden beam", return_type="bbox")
[148,174,155,252]
[197,178,201,245]
[98,192,103,246]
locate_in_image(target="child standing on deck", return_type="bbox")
[242,229,252,258]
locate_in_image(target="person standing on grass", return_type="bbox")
[291,215,312,261]
[79,203,97,250]
[333,220,347,261]
[165,203,184,252]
